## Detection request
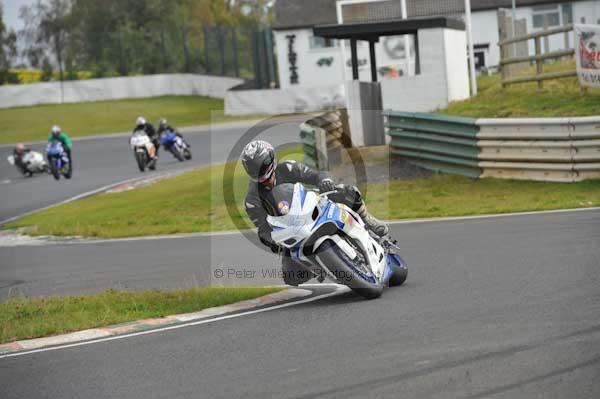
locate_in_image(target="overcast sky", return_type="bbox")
[2,0,33,31]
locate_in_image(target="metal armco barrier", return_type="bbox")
[385,112,600,183]
[477,117,600,182]
[385,111,481,178]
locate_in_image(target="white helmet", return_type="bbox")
[51,125,61,137]
[136,117,146,127]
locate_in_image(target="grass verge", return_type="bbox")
[365,175,599,220]
[0,95,263,145]
[6,145,600,238]
[439,61,600,118]
[0,287,282,344]
[5,147,304,238]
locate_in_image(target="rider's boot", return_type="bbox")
[357,202,389,237]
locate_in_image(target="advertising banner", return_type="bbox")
[575,24,600,88]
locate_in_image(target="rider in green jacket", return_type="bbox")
[47,125,73,164]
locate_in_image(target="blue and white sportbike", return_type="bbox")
[46,141,72,180]
[267,183,407,299]
[160,130,192,162]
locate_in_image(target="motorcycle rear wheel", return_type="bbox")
[388,256,408,287]
[63,163,72,179]
[316,238,383,299]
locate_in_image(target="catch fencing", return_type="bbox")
[385,111,600,182]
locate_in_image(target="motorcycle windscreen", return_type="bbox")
[263,183,295,217]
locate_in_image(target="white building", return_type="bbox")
[273,0,600,89]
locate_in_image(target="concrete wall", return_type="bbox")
[273,1,600,78]
[224,84,345,115]
[274,29,346,89]
[0,74,244,109]
[274,28,416,90]
[443,28,470,102]
[381,27,469,113]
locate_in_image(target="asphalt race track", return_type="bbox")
[1,209,599,398]
[0,117,303,223]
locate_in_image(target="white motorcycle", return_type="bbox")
[7,151,49,177]
[267,183,408,299]
[130,130,157,172]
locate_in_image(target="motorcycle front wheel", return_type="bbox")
[135,151,146,172]
[316,238,383,299]
[50,161,60,180]
[171,147,184,162]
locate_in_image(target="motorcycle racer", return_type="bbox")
[241,140,388,286]
[48,126,72,165]
[133,117,160,158]
[13,143,32,176]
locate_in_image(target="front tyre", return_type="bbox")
[171,147,184,162]
[50,160,60,180]
[135,151,146,172]
[316,239,383,299]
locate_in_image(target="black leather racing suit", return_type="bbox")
[133,124,160,155]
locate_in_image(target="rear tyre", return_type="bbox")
[388,254,408,287]
[63,163,72,179]
[135,151,146,172]
[316,238,383,299]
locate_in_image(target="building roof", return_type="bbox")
[274,0,572,30]
[313,16,465,39]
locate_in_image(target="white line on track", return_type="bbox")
[0,284,348,359]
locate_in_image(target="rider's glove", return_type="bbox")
[318,178,336,194]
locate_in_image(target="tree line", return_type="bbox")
[1,0,274,84]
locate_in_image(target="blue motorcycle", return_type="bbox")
[46,141,72,180]
[266,183,408,299]
[160,130,192,162]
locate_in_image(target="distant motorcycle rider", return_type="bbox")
[133,117,160,157]
[241,140,388,286]
[157,118,177,137]
[48,126,72,165]
[13,143,32,176]
[157,118,189,146]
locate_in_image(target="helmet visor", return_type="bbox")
[257,159,277,183]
